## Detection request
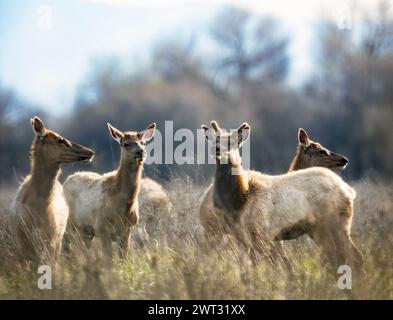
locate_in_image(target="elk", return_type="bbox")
[135,177,173,247]
[9,117,94,265]
[289,128,348,171]
[200,127,350,247]
[199,121,363,274]
[63,123,156,259]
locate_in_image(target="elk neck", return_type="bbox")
[29,139,61,200]
[289,145,308,171]
[213,157,249,213]
[115,151,143,201]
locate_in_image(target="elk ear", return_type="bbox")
[211,120,221,133]
[201,125,216,143]
[107,123,124,143]
[298,128,310,146]
[141,123,156,142]
[233,122,250,147]
[31,116,46,137]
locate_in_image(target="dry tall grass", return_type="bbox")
[0,177,392,300]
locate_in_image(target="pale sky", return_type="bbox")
[0,0,387,114]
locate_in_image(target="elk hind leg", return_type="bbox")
[274,219,313,241]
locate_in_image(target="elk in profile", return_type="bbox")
[289,128,348,171]
[9,116,94,266]
[63,123,156,259]
[199,121,363,274]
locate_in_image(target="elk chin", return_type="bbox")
[63,154,93,164]
[80,155,94,163]
[135,156,146,166]
[329,163,347,172]
[337,163,348,170]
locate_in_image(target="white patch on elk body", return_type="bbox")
[50,181,69,238]
[64,171,111,231]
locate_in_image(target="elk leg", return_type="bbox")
[118,227,132,260]
[63,220,78,256]
[81,225,95,249]
[101,234,113,259]
[274,219,313,241]
[272,241,293,274]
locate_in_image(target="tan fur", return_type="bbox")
[289,128,348,171]
[63,123,156,258]
[199,122,363,272]
[135,177,172,245]
[201,128,350,243]
[9,117,94,265]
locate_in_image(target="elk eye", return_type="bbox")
[140,141,146,146]
[319,150,327,155]
[58,138,65,144]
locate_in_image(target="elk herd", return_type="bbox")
[8,116,363,278]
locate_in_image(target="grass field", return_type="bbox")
[0,176,392,300]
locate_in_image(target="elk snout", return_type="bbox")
[135,149,146,160]
[340,157,349,165]
[335,153,349,169]
[71,142,95,163]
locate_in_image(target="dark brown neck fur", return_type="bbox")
[213,158,249,216]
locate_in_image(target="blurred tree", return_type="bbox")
[153,36,202,82]
[361,1,393,57]
[0,84,44,184]
[304,1,393,179]
[209,6,289,89]
[2,2,393,184]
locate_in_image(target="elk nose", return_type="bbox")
[341,157,348,165]
[136,149,146,158]
[86,147,94,156]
